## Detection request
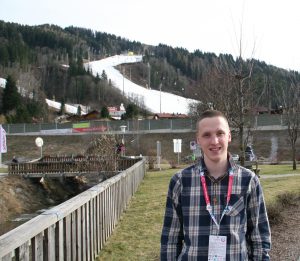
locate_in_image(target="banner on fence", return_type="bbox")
[41,128,72,134]
[73,126,107,133]
[73,122,90,128]
[0,125,7,153]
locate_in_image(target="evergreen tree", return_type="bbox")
[77,105,82,115]
[123,103,138,119]
[14,105,31,123]
[59,99,65,115]
[1,75,21,114]
[101,70,108,81]
[100,106,110,118]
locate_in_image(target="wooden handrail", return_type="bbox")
[0,158,146,260]
[8,157,141,176]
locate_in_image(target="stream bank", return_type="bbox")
[0,175,89,236]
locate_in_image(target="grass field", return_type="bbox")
[259,164,300,175]
[0,167,8,173]
[96,165,300,260]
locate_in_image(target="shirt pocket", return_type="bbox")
[224,195,246,232]
[226,195,245,216]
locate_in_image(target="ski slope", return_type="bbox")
[1,55,199,115]
[85,55,199,114]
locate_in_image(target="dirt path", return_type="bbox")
[260,173,300,179]
[261,173,300,260]
[270,200,300,260]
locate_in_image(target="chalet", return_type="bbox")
[65,114,81,122]
[248,106,283,115]
[66,110,100,122]
[108,103,126,120]
[153,113,189,120]
[82,110,100,120]
[250,106,269,114]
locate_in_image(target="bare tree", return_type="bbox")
[209,49,257,166]
[276,73,300,169]
[220,55,256,164]
[189,56,257,166]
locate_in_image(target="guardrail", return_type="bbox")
[0,158,146,260]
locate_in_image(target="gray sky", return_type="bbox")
[1,0,300,72]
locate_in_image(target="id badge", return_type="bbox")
[208,235,227,261]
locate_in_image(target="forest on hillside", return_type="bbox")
[0,20,299,124]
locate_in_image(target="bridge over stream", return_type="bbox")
[0,157,146,260]
[8,155,141,179]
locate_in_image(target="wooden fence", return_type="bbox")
[0,158,146,260]
[8,156,141,178]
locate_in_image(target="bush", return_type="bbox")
[267,192,300,225]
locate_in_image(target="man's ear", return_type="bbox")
[196,134,200,145]
[228,130,232,143]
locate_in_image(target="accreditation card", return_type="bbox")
[208,235,227,261]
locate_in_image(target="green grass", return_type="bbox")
[0,167,8,173]
[261,176,300,204]
[97,169,175,261]
[259,164,300,175]
[97,166,300,260]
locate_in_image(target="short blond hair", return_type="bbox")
[196,110,229,132]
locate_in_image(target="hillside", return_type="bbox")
[1,20,300,124]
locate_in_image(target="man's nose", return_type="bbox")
[210,135,218,144]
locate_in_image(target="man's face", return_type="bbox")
[196,116,231,163]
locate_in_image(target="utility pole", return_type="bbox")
[159,83,162,113]
[122,67,125,96]
[159,75,164,113]
[147,62,151,89]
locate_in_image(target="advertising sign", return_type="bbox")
[173,139,182,153]
[0,125,7,153]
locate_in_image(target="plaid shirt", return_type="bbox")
[160,157,271,260]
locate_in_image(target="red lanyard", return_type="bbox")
[200,169,234,230]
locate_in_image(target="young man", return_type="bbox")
[160,110,271,260]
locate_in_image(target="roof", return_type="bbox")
[153,113,189,119]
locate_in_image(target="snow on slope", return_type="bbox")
[0,78,6,88]
[0,77,86,115]
[86,55,199,114]
[1,55,199,115]
[45,99,87,115]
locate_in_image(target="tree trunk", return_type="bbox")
[292,144,297,170]
[239,125,245,166]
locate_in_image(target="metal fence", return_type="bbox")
[2,118,195,134]
[1,115,287,135]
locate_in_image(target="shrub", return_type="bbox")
[267,192,300,225]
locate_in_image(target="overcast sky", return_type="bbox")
[1,0,300,72]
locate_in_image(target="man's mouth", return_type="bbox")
[209,147,221,152]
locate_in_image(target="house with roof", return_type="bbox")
[152,113,189,120]
[108,103,126,120]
